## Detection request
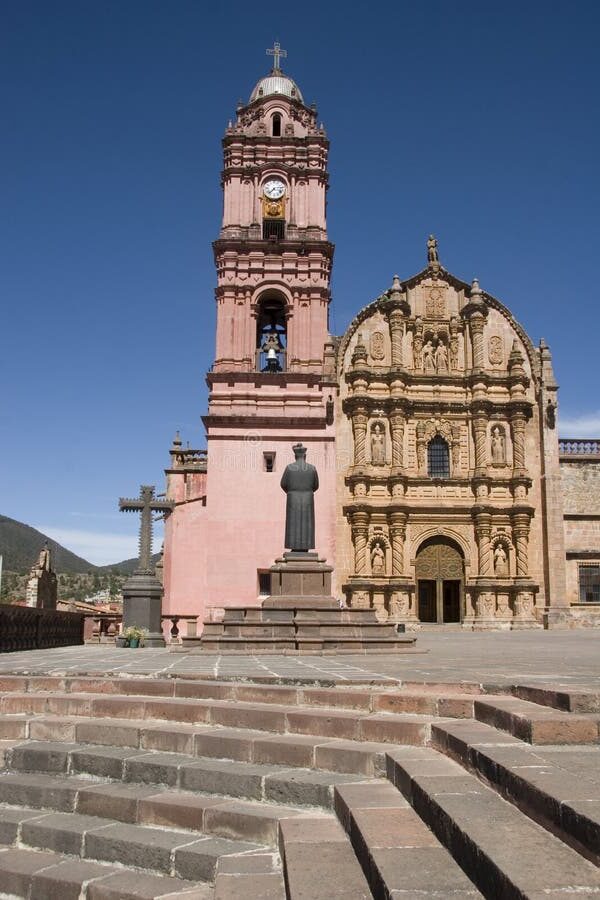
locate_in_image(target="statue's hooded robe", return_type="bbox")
[280,451,319,551]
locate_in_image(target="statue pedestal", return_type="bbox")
[198,551,418,654]
[120,573,166,648]
[263,552,336,609]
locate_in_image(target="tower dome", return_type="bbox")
[249,72,303,104]
[249,42,304,104]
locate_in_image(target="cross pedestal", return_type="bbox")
[118,485,174,648]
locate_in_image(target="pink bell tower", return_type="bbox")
[163,45,337,617]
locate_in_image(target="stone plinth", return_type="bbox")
[120,573,166,648]
[199,551,417,653]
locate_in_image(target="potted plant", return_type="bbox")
[122,625,147,648]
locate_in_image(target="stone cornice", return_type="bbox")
[342,395,534,418]
[202,413,330,430]
[213,238,335,259]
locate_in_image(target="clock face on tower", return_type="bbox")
[263,179,285,200]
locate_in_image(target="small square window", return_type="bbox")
[258,572,271,596]
[263,452,276,473]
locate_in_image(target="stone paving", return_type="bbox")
[0,630,598,686]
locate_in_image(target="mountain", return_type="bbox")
[0,515,159,574]
[0,515,94,573]
[98,553,160,575]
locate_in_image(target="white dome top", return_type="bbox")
[249,72,304,104]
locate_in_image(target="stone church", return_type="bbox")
[162,48,600,631]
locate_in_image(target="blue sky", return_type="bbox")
[2,1,599,565]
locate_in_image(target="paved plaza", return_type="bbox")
[0,630,598,686]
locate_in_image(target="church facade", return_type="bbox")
[162,50,600,631]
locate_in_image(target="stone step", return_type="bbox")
[0,715,393,776]
[0,691,438,745]
[432,717,600,865]
[4,741,369,809]
[278,815,372,899]
[473,695,600,744]
[387,745,600,897]
[198,635,415,652]
[0,771,319,848]
[334,778,482,897]
[213,852,285,900]
[513,682,600,714]
[0,673,483,716]
[203,622,402,639]
[0,844,213,899]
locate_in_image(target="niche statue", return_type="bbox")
[281,443,319,552]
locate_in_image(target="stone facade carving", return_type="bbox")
[339,265,541,632]
[488,335,503,366]
[369,330,385,361]
[426,288,446,318]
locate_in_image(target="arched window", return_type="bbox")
[256,294,287,372]
[272,113,282,136]
[427,435,450,478]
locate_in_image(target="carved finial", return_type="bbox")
[391,274,402,292]
[471,278,481,296]
[172,430,182,448]
[427,235,439,267]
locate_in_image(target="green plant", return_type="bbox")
[122,625,148,645]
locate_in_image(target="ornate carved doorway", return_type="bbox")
[415,538,464,624]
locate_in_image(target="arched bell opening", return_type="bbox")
[256,292,288,372]
[415,536,464,624]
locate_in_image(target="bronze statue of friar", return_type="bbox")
[280,443,318,552]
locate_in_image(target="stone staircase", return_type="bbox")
[0,675,599,898]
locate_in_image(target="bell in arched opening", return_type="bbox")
[256,295,287,372]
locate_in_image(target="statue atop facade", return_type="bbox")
[491,426,506,464]
[281,443,319,552]
[371,423,386,465]
[427,234,439,265]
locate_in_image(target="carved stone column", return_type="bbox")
[510,410,528,475]
[412,318,423,370]
[389,308,404,368]
[474,510,493,577]
[470,315,486,371]
[351,511,370,575]
[472,410,488,475]
[389,512,407,576]
[351,411,369,466]
[389,412,405,469]
[416,421,426,473]
[512,511,531,577]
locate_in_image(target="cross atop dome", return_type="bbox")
[266,41,287,73]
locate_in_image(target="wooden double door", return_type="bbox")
[416,538,464,624]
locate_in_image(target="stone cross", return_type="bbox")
[266,41,287,72]
[119,485,173,575]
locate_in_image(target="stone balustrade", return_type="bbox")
[559,439,600,457]
[87,613,200,646]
